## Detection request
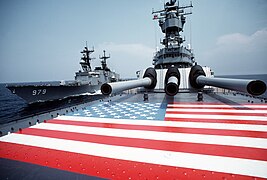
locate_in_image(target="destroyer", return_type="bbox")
[6,46,119,104]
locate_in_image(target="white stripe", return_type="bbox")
[1,133,266,178]
[166,108,267,114]
[56,116,267,132]
[165,113,267,121]
[31,123,267,149]
[168,104,267,109]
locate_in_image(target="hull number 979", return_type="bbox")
[32,89,47,96]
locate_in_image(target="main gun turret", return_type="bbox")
[101,1,266,97]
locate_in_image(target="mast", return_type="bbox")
[99,50,110,71]
[80,45,95,72]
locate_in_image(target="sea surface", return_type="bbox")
[0,81,61,125]
[0,81,102,125]
[0,74,267,125]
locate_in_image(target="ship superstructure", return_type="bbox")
[152,0,194,68]
[135,0,214,94]
[6,46,119,104]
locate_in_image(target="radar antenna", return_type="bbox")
[80,44,95,72]
[99,50,110,71]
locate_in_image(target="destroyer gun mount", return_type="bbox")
[189,65,266,96]
[101,67,157,95]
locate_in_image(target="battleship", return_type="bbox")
[6,46,119,104]
[1,1,267,179]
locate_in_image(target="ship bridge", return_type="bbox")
[152,0,194,69]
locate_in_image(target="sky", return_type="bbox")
[0,0,266,83]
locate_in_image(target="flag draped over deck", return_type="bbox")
[1,102,267,179]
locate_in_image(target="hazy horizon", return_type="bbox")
[1,0,266,83]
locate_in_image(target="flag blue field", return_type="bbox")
[69,102,167,120]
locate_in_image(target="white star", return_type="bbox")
[130,116,137,119]
[140,114,147,117]
[114,115,122,118]
[146,117,154,120]
[100,115,107,117]
[151,112,157,115]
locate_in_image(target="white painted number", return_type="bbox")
[32,89,47,96]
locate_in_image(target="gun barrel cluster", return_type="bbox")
[101,65,266,96]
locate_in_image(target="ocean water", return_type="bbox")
[0,84,27,123]
[0,81,101,125]
[0,74,267,125]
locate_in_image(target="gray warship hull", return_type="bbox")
[6,84,101,104]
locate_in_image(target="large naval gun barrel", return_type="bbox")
[101,67,157,95]
[189,65,266,96]
[165,67,180,96]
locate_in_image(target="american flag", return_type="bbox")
[1,102,267,179]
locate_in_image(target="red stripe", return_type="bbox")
[167,106,267,110]
[164,117,267,125]
[17,128,267,161]
[166,110,267,116]
[49,119,267,138]
[1,142,261,180]
[170,102,267,106]
[167,106,241,110]
[168,104,267,111]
